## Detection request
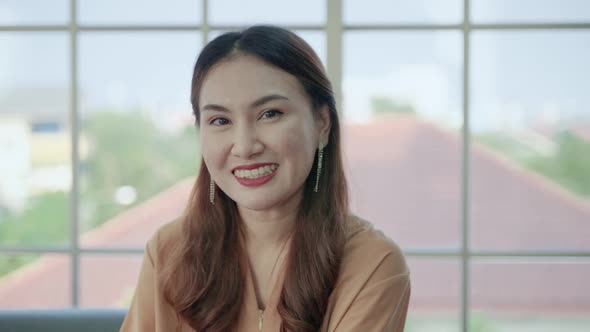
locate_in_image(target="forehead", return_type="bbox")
[199,55,308,108]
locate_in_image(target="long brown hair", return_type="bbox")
[161,25,349,331]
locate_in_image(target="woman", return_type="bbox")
[120,25,410,332]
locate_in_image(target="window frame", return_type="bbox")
[1,1,589,331]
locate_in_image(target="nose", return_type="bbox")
[230,123,264,159]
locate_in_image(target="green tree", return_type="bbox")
[370,96,416,115]
[0,192,68,277]
[476,129,590,198]
[527,130,590,196]
[81,110,199,229]
[0,110,200,277]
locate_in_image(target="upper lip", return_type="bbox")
[232,162,278,173]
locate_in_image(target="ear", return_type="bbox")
[316,105,331,148]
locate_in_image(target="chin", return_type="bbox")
[236,197,281,211]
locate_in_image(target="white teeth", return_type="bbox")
[234,164,278,179]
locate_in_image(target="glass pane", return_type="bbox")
[471,259,590,331]
[472,0,590,23]
[297,31,327,68]
[80,254,142,307]
[0,253,70,308]
[0,0,69,25]
[78,0,201,25]
[470,31,590,251]
[344,0,463,25]
[0,32,70,246]
[78,32,201,248]
[208,30,327,68]
[343,31,463,249]
[405,258,460,332]
[209,0,325,25]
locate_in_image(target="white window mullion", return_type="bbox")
[69,0,80,308]
[326,0,343,114]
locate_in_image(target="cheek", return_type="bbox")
[286,131,308,153]
[200,134,212,159]
[200,133,224,170]
[278,122,316,166]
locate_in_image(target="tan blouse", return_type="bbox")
[120,215,411,331]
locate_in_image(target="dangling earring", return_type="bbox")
[209,175,215,205]
[314,138,323,193]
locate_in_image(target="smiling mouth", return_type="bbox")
[233,164,279,179]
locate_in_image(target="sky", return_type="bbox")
[0,0,589,132]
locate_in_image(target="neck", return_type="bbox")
[238,192,300,251]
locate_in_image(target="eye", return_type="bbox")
[210,117,230,126]
[260,109,283,120]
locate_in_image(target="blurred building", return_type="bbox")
[0,88,89,213]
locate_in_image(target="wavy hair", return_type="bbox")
[160,25,349,332]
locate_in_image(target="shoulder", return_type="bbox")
[323,215,409,318]
[145,218,185,267]
[341,214,409,278]
[322,215,411,331]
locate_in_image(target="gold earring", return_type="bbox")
[209,176,215,205]
[314,138,323,193]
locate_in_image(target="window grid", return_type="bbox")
[0,0,589,330]
[461,2,471,329]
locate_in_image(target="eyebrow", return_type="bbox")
[201,94,289,113]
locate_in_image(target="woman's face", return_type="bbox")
[198,55,330,212]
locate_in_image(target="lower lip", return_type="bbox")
[233,168,278,187]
